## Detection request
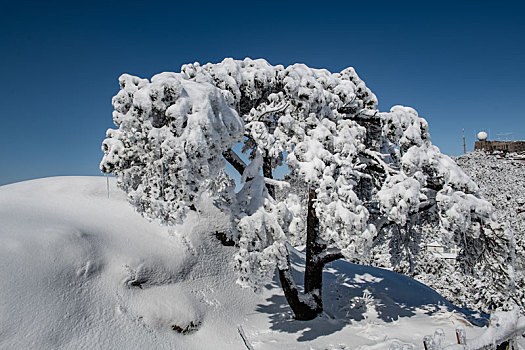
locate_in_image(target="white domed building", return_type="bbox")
[474,130,525,154]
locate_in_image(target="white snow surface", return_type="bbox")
[1,176,517,349]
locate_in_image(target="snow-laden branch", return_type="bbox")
[363,149,395,176]
[316,248,344,265]
[258,102,289,121]
[347,109,380,124]
[437,309,525,350]
[264,178,290,189]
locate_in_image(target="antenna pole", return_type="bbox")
[462,129,466,154]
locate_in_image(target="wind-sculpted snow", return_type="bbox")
[0,177,259,349]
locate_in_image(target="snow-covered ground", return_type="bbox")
[456,151,525,269]
[0,176,517,349]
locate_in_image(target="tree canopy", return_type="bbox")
[101,58,519,319]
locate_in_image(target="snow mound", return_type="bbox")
[0,176,499,349]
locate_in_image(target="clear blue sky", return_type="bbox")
[1,0,524,186]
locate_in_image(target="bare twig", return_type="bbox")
[237,325,254,350]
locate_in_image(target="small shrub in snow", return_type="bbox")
[171,321,201,335]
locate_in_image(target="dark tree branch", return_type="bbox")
[223,148,275,196]
[262,155,275,198]
[418,201,435,213]
[215,231,236,246]
[276,189,327,321]
[426,183,442,192]
[319,251,344,265]
[278,253,319,320]
[223,149,247,175]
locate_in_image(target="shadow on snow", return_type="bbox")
[255,248,488,342]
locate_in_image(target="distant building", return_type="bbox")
[474,140,525,154]
[425,241,458,264]
[426,241,445,253]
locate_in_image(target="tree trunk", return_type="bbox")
[278,264,320,321]
[235,152,330,320]
[262,154,275,198]
[304,188,325,315]
[277,188,327,321]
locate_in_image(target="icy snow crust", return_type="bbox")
[0,177,499,349]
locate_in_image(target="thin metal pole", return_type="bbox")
[462,129,466,154]
[106,175,110,199]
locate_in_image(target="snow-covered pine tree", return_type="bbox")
[101,58,519,320]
